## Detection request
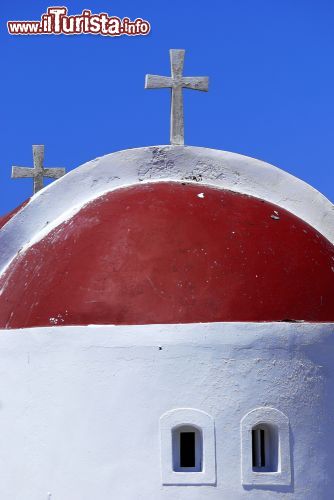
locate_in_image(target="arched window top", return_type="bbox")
[160,408,216,485]
[241,406,289,429]
[160,408,214,430]
[241,407,291,487]
[172,422,202,432]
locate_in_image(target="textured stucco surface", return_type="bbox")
[0,322,332,499]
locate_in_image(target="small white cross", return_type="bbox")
[12,145,66,194]
[145,49,209,146]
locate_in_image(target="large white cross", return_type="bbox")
[12,145,66,194]
[145,49,209,146]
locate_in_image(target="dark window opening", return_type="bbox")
[252,428,266,468]
[172,425,202,472]
[252,424,278,473]
[180,432,196,467]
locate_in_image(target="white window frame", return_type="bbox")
[241,407,291,486]
[160,408,216,485]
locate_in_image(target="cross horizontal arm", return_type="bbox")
[182,77,209,91]
[145,75,173,89]
[11,166,34,178]
[43,168,66,179]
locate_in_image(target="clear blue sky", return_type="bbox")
[1,0,334,215]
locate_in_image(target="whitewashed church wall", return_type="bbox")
[0,322,332,500]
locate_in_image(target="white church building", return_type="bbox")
[0,50,333,499]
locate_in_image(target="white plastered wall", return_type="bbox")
[0,322,333,500]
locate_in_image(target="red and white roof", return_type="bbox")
[0,146,333,328]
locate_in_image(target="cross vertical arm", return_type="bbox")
[170,49,185,80]
[33,145,44,171]
[32,145,45,193]
[169,49,185,146]
[170,83,184,146]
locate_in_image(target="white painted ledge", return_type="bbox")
[0,321,332,349]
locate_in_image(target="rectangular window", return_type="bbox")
[180,432,196,467]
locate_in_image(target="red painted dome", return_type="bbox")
[0,182,333,328]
